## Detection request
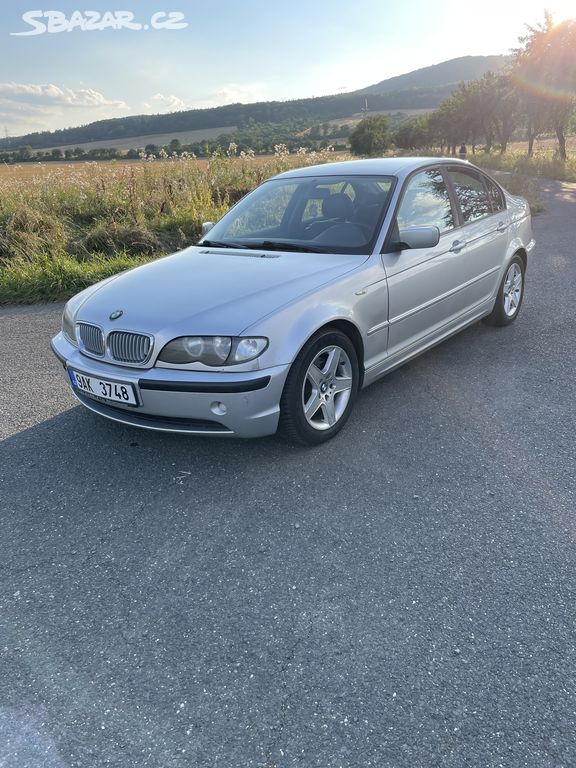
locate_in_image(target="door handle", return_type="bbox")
[496,222,508,233]
[449,240,466,253]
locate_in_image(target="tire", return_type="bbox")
[483,255,525,327]
[279,329,359,445]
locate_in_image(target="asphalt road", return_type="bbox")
[1,180,575,768]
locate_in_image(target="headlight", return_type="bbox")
[232,337,268,363]
[62,304,78,346]
[158,336,268,366]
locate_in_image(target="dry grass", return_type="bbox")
[506,135,576,154]
[0,140,564,304]
[0,158,209,180]
[0,146,347,304]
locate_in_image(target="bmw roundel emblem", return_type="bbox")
[109,310,123,321]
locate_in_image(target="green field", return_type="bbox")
[40,126,238,153]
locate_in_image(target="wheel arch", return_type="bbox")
[514,247,528,271]
[507,237,528,271]
[313,319,365,388]
[277,317,364,445]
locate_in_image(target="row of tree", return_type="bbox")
[389,15,576,160]
[0,128,350,165]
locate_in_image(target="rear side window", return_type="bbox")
[483,175,506,213]
[396,168,455,233]
[447,168,492,224]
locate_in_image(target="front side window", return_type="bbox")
[396,169,455,233]
[447,169,492,223]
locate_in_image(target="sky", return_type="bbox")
[0,0,574,138]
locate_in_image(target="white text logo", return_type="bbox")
[11,10,189,36]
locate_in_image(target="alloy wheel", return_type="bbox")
[503,262,523,317]
[301,345,354,431]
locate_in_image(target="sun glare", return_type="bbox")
[517,1,576,25]
[545,2,576,23]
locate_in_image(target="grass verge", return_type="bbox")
[0,253,152,305]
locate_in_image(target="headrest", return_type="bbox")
[322,193,354,220]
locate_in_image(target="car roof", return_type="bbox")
[275,156,472,180]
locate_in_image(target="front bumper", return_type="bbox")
[51,332,290,438]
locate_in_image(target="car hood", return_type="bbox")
[76,246,365,337]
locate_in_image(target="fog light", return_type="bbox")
[210,401,227,416]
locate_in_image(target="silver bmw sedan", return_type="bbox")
[51,157,535,444]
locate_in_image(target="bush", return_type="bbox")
[78,224,163,258]
[0,207,67,261]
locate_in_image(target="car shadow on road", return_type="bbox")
[0,318,513,527]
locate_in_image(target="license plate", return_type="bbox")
[68,369,137,406]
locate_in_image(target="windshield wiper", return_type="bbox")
[248,240,329,254]
[199,239,251,249]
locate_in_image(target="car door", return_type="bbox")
[445,166,510,307]
[382,166,470,360]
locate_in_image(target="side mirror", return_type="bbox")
[390,225,440,252]
[201,221,215,236]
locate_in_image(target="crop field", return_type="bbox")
[0,157,207,179]
[507,135,576,154]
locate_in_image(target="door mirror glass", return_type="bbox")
[201,221,214,236]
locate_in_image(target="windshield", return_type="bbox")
[200,174,395,255]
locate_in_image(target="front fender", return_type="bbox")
[241,263,385,370]
[249,300,362,370]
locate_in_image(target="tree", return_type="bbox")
[394,116,430,150]
[16,145,33,161]
[428,97,463,154]
[349,116,391,156]
[512,14,576,160]
[489,74,521,154]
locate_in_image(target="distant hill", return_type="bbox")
[1,55,508,151]
[359,55,507,94]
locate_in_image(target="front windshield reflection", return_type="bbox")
[200,175,395,255]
